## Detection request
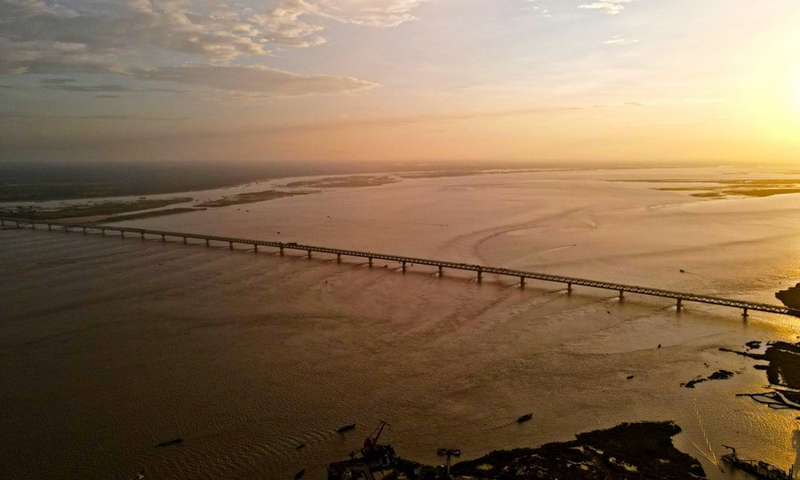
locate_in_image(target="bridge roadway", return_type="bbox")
[3,216,798,319]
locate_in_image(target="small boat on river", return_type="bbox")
[155,438,183,448]
[517,413,533,423]
[337,424,356,433]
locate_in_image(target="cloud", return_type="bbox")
[42,83,134,93]
[579,0,633,15]
[0,0,431,75]
[604,35,639,45]
[314,0,430,27]
[520,0,552,17]
[0,112,187,121]
[131,65,378,97]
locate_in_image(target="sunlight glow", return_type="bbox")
[793,67,800,114]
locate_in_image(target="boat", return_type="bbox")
[517,413,533,423]
[155,438,183,448]
[294,468,306,479]
[721,446,792,480]
[296,443,306,450]
[337,424,356,433]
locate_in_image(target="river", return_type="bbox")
[2,166,799,479]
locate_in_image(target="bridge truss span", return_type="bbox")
[2,216,797,319]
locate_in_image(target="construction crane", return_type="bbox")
[364,421,387,450]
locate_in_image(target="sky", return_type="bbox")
[0,0,798,165]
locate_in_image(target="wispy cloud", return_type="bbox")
[314,0,430,27]
[579,0,633,15]
[131,65,378,97]
[604,35,639,45]
[0,112,188,121]
[42,84,134,93]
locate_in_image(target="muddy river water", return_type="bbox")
[2,166,800,479]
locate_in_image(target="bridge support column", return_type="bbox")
[337,253,341,263]
[15,221,20,228]
[162,235,165,242]
[48,224,51,231]
[520,276,525,287]
[676,298,682,311]
[101,229,105,236]
[183,237,187,245]
[567,282,572,293]
[229,241,233,250]
[205,239,209,247]
[438,266,443,276]
[141,232,145,239]
[254,245,258,253]
[402,261,406,272]
[120,231,125,238]
[31,223,35,229]
[477,269,483,282]
[279,246,284,255]
[0,219,4,226]
[742,307,748,318]
[619,290,624,300]
[307,250,312,258]
[82,227,86,234]
[369,257,373,267]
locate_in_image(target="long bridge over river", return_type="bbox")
[3,216,798,319]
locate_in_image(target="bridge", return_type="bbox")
[3,216,798,319]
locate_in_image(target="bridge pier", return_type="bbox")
[254,244,258,253]
[183,237,187,245]
[369,257,373,267]
[47,224,51,231]
[279,245,284,255]
[402,261,407,272]
[162,234,166,242]
[307,250,312,258]
[438,266,443,276]
[141,232,145,239]
[205,239,210,247]
[337,253,341,263]
[82,227,86,234]
[229,241,233,250]
[120,231,125,238]
[31,223,35,229]
[619,290,624,300]
[0,219,3,226]
[742,307,749,318]
[567,282,572,293]
[101,228,105,236]
[676,298,682,311]
[477,268,483,282]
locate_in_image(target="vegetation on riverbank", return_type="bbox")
[776,283,800,309]
[449,421,705,479]
[0,197,193,220]
[197,190,314,207]
[351,422,706,479]
[283,175,398,189]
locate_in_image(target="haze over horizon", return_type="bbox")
[1,0,798,165]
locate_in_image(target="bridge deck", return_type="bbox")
[3,217,797,318]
